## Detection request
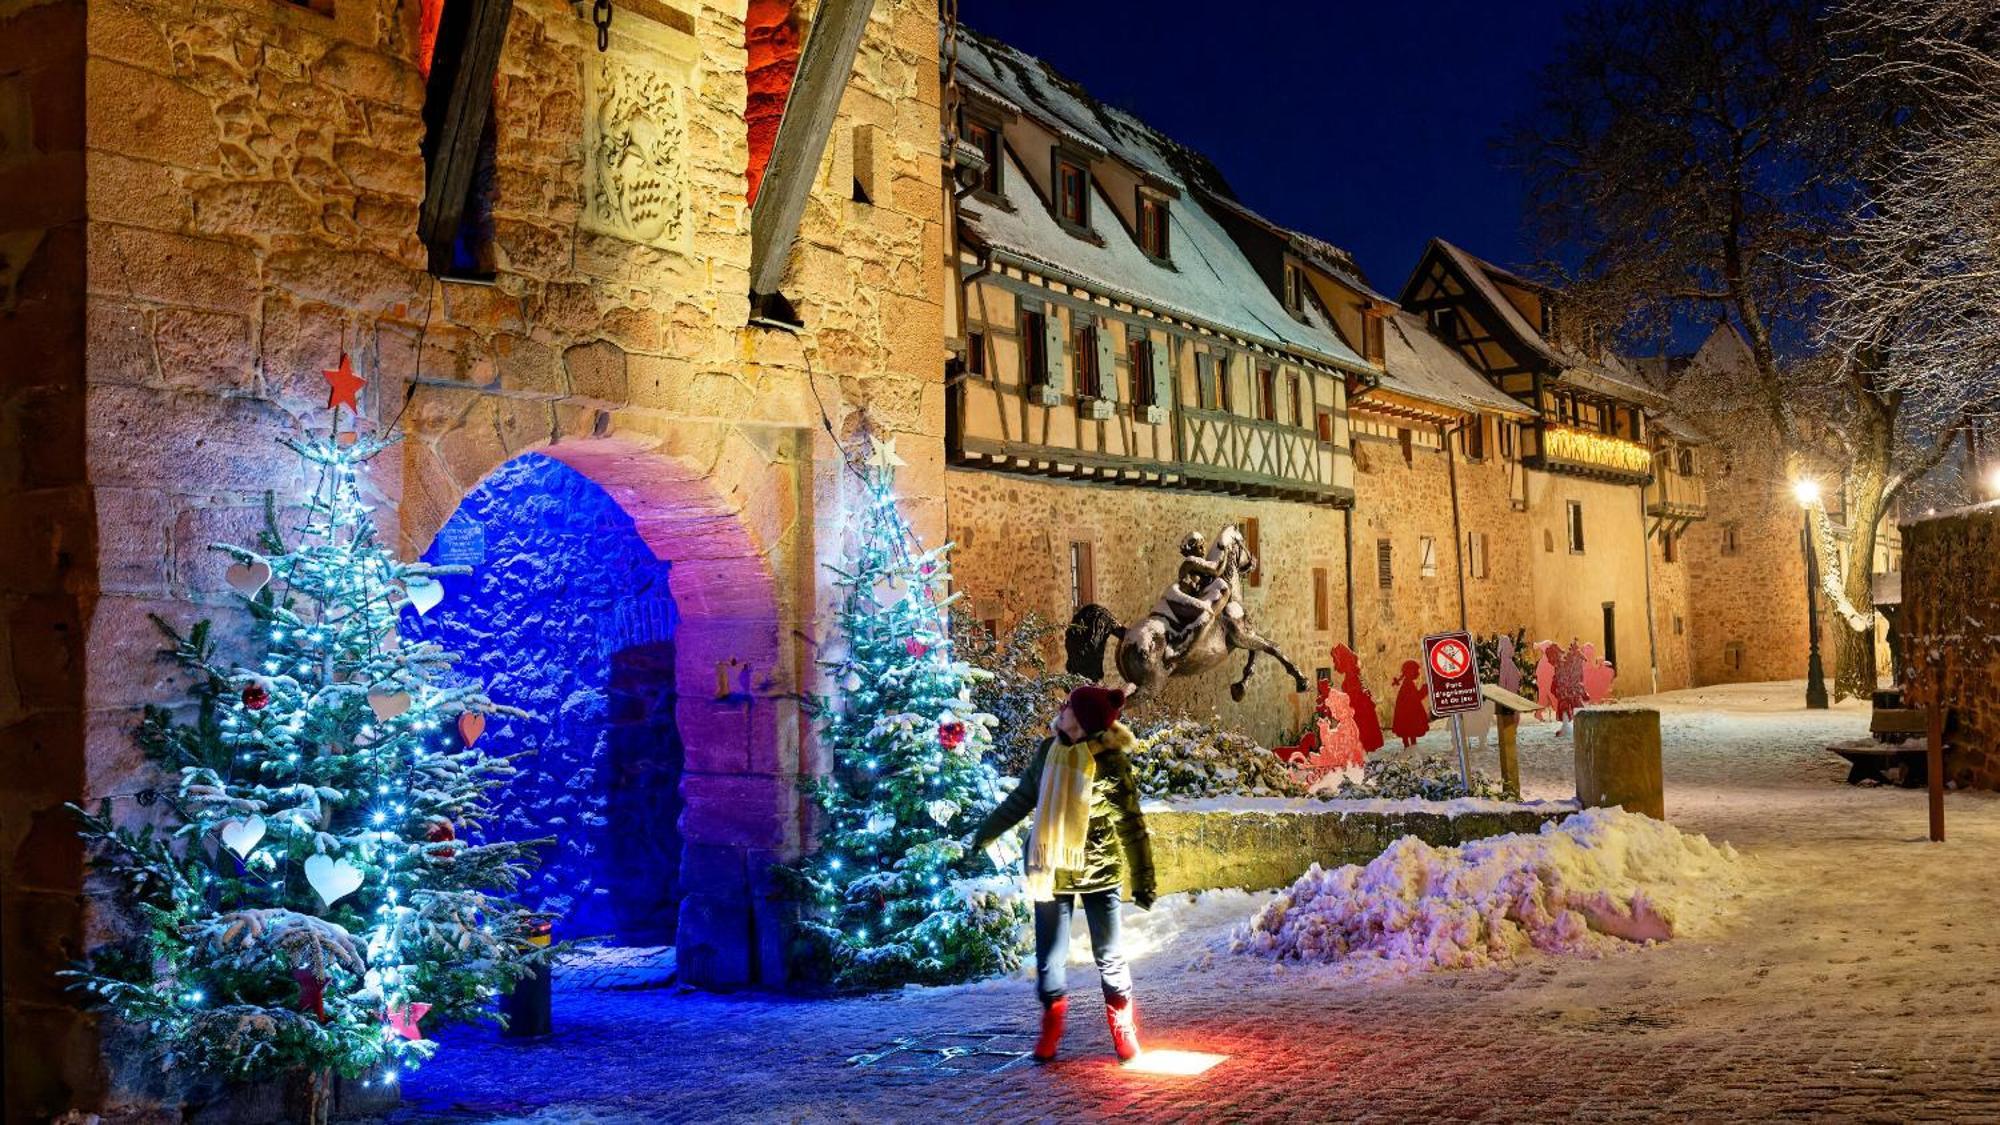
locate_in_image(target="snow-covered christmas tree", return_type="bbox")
[788,436,1026,988]
[69,364,551,1108]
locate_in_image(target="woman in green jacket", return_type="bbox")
[972,684,1156,1063]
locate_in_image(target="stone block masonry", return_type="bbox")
[17,0,952,1113]
[1145,797,1578,896]
[0,1,96,1120]
[1899,505,2000,790]
[945,468,1349,747]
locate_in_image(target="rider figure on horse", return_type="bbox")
[1153,532,1232,663]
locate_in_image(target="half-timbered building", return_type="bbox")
[1398,238,1705,694]
[942,29,1376,736]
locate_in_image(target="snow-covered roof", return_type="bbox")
[1651,411,1711,443]
[954,30,1368,372]
[1194,190,1391,304]
[1374,312,1536,417]
[1427,239,1665,407]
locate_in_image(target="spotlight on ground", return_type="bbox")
[1120,1049,1228,1077]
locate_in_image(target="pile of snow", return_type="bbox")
[1233,807,1742,971]
[1128,717,1305,799]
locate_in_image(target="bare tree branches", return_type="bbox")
[1821,3,2000,435]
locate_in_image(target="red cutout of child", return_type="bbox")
[1332,644,1385,754]
[1389,658,1431,747]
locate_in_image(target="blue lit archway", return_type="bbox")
[409,452,683,943]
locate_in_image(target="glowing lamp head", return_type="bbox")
[1791,479,1821,507]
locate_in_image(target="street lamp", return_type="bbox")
[1792,479,1830,710]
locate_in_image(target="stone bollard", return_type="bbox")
[1574,706,1664,819]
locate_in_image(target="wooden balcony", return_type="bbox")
[947,380,1354,506]
[1646,456,1708,521]
[1177,408,1354,504]
[1527,423,1654,485]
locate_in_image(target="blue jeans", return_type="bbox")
[1033,889,1130,1005]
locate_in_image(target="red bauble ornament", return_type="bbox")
[905,637,929,657]
[426,818,459,860]
[937,720,966,751]
[241,682,270,711]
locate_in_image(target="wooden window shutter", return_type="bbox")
[1068,541,1096,608]
[1194,351,1213,408]
[1094,317,1118,401]
[1043,307,1069,394]
[1018,296,1044,384]
[1148,334,1172,410]
[1376,538,1393,589]
[1243,517,1261,587]
[1312,566,1329,631]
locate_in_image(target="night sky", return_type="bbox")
[957,0,1578,295]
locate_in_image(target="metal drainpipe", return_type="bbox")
[1442,419,1468,630]
[1343,503,1357,650]
[1639,484,1660,695]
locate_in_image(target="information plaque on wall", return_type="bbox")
[433,521,487,567]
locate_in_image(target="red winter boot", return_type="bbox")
[1105,994,1142,1062]
[1033,996,1067,1062]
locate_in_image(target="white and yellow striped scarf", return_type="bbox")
[1023,736,1098,902]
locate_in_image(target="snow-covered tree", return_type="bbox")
[1508,0,1977,697]
[69,424,552,1115]
[1820,3,2000,481]
[786,438,1025,988]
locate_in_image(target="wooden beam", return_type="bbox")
[748,0,872,305]
[419,0,514,264]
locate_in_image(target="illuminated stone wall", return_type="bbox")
[8,0,947,1112]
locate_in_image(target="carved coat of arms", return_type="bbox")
[584,54,690,248]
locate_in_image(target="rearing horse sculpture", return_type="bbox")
[1065,525,1310,702]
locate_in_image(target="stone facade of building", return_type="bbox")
[1,0,947,1115]
[947,471,1348,747]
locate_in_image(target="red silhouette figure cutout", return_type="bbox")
[1331,644,1385,754]
[1389,658,1431,747]
[1278,680,1366,788]
[1554,641,1589,729]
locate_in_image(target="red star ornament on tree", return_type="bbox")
[322,353,366,414]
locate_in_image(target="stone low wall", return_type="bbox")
[1899,505,2000,789]
[1144,797,1580,895]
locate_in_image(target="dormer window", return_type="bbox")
[1137,194,1169,260]
[963,118,1001,197]
[1283,263,1306,315]
[1361,310,1385,364]
[1056,158,1089,228]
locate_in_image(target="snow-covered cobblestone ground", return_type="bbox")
[385,683,2000,1122]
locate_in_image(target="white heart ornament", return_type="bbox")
[367,690,412,721]
[219,814,266,858]
[225,559,273,596]
[403,578,444,616]
[304,854,364,908]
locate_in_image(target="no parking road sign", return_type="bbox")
[1422,630,1482,716]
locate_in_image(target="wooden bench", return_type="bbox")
[1870,706,1927,744]
[1828,738,1929,788]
